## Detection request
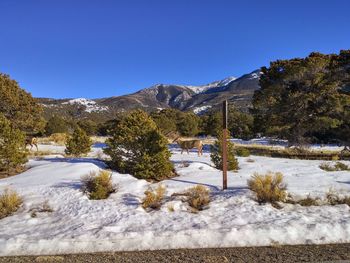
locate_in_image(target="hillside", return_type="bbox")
[38,70,261,120]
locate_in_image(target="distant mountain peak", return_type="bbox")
[38,70,261,120]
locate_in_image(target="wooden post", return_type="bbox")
[222,100,228,190]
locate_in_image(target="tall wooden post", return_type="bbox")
[222,100,228,190]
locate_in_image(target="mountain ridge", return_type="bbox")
[38,69,261,120]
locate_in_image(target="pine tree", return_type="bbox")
[252,51,350,146]
[0,73,44,133]
[104,110,174,181]
[45,116,69,135]
[65,127,92,156]
[0,113,27,175]
[210,131,238,171]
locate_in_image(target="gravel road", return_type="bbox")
[1,244,350,263]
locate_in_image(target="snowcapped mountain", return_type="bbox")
[38,70,261,120]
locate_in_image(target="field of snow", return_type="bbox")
[0,144,350,256]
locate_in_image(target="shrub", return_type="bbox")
[81,170,116,200]
[0,188,22,219]
[210,131,238,171]
[319,162,350,172]
[45,116,69,136]
[297,196,320,206]
[247,172,287,205]
[104,110,174,181]
[0,114,27,176]
[185,185,210,211]
[29,200,53,218]
[65,127,92,156]
[77,119,98,136]
[326,190,350,206]
[142,184,166,210]
[0,73,44,133]
[334,162,350,171]
[236,148,250,157]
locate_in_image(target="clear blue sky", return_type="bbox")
[0,0,349,99]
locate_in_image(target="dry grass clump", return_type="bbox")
[49,133,68,145]
[81,170,116,200]
[0,188,22,219]
[319,162,350,172]
[30,200,54,218]
[291,195,320,206]
[142,184,166,210]
[247,172,287,206]
[185,185,210,212]
[326,190,350,206]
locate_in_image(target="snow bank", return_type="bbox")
[0,147,350,256]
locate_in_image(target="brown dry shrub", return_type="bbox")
[185,185,210,211]
[0,188,22,219]
[50,133,68,145]
[248,172,287,205]
[142,185,166,210]
[319,162,350,172]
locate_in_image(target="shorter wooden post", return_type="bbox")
[222,100,228,190]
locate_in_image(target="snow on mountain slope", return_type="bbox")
[62,98,109,113]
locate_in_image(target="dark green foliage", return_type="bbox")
[228,107,254,140]
[177,113,200,137]
[97,118,123,136]
[0,114,27,175]
[45,116,69,135]
[210,131,238,171]
[252,50,350,146]
[81,170,116,200]
[77,119,98,135]
[0,73,44,133]
[151,109,200,137]
[104,110,174,181]
[235,148,250,157]
[200,112,222,136]
[200,106,254,139]
[151,109,178,135]
[65,127,92,156]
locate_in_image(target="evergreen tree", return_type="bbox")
[151,109,177,135]
[104,110,174,180]
[252,51,350,146]
[201,112,222,137]
[65,127,92,156]
[0,73,44,133]
[0,114,27,175]
[77,119,98,135]
[210,130,238,171]
[227,106,254,140]
[177,112,200,137]
[45,116,69,135]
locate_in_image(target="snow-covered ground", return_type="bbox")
[0,144,350,256]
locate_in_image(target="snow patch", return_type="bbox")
[193,105,212,114]
[1,144,350,256]
[62,98,108,113]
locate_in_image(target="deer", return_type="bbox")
[25,136,39,151]
[167,132,203,156]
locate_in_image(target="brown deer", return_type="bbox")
[25,136,38,151]
[168,132,203,156]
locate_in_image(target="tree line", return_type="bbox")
[1,49,349,175]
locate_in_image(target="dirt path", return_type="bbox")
[1,243,350,263]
